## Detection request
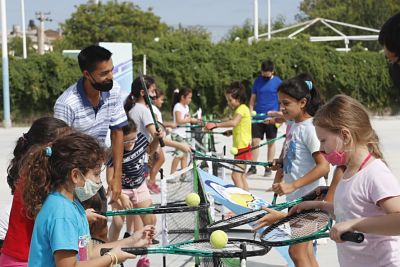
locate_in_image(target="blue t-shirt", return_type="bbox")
[28,192,90,267]
[107,132,149,189]
[252,75,282,117]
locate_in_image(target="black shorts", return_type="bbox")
[252,123,277,140]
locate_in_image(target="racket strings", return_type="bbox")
[263,210,330,242]
[178,240,265,253]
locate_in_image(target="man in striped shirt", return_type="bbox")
[54,45,127,202]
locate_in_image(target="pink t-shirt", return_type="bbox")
[334,159,400,267]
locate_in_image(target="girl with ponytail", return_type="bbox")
[255,74,330,267]
[23,132,155,267]
[289,94,400,267]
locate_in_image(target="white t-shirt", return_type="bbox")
[0,203,11,240]
[172,102,190,138]
[282,118,325,201]
[334,159,400,267]
[128,103,154,141]
[152,105,163,123]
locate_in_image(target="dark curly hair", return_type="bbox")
[22,132,105,218]
[7,117,70,194]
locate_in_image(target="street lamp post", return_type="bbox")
[1,0,11,127]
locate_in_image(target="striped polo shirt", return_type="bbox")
[107,132,148,189]
[54,78,128,144]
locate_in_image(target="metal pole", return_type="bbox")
[143,54,147,75]
[267,0,271,40]
[253,0,258,40]
[21,0,27,58]
[1,0,11,128]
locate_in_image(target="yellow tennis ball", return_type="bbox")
[230,147,238,155]
[185,193,200,207]
[210,230,228,249]
[275,123,281,128]
[251,110,257,117]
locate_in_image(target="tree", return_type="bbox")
[55,1,168,51]
[8,36,34,57]
[299,0,399,29]
[223,15,287,42]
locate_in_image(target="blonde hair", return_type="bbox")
[313,94,384,161]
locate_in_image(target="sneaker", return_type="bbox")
[136,256,150,267]
[264,167,272,177]
[147,182,161,194]
[247,165,257,175]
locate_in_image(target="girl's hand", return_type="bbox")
[272,182,296,196]
[205,122,217,130]
[253,207,287,231]
[128,225,156,247]
[190,118,199,124]
[85,208,106,224]
[270,159,283,171]
[287,201,322,216]
[329,219,363,243]
[108,246,136,264]
[120,194,133,209]
[178,143,192,153]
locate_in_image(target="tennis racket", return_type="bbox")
[97,201,209,216]
[100,238,270,258]
[235,134,286,156]
[193,154,272,167]
[186,130,230,136]
[260,209,364,246]
[138,71,165,147]
[207,186,329,232]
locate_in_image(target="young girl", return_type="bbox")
[147,89,175,193]
[256,75,330,267]
[170,87,198,174]
[107,118,158,242]
[205,81,252,191]
[24,132,155,267]
[0,117,73,266]
[290,95,400,267]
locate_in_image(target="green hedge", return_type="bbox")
[0,39,397,122]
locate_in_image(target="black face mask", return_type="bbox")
[263,76,272,81]
[389,63,400,89]
[89,73,113,92]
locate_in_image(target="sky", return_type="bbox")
[5,0,303,42]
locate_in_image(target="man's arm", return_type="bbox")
[110,128,124,202]
[249,93,256,112]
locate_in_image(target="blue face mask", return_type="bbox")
[74,171,102,202]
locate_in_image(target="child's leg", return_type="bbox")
[231,164,247,190]
[288,242,315,267]
[149,149,165,185]
[126,215,143,235]
[134,182,156,226]
[137,200,157,226]
[108,202,125,241]
[241,167,249,191]
[170,156,181,174]
[307,241,319,267]
[180,155,187,170]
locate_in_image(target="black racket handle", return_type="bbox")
[159,137,165,147]
[302,186,330,201]
[340,232,364,243]
[101,247,149,256]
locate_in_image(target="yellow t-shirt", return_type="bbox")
[233,104,252,149]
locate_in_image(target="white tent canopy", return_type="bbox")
[248,17,380,52]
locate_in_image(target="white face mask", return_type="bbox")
[74,171,102,202]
